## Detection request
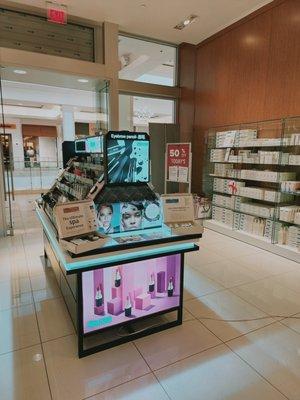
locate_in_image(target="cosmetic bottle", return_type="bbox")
[95,286,103,307]
[148,273,155,293]
[115,268,121,287]
[167,277,174,297]
[125,295,132,317]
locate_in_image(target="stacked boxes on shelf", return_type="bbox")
[289,155,300,165]
[279,206,300,224]
[213,178,245,194]
[214,163,234,176]
[277,224,300,251]
[240,170,296,182]
[239,202,275,218]
[281,181,300,193]
[210,149,226,162]
[211,206,239,227]
[212,194,235,209]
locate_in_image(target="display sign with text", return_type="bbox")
[166,143,191,183]
[47,2,67,25]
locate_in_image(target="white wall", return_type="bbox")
[38,137,58,166]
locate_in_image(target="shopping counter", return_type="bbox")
[36,205,201,357]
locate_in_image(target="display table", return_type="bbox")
[36,205,201,357]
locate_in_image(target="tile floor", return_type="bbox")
[0,194,300,400]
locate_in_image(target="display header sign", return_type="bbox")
[46,1,67,25]
[166,143,191,183]
[105,131,150,184]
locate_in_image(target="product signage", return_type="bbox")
[105,131,150,184]
[166,143,191,183]
[46,1,67,25]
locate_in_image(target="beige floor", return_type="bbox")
[0,194,300,400]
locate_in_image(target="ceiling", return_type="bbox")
[5,0,273,44]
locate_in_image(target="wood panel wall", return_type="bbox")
[179,0,300,193]
[22,124,57,137]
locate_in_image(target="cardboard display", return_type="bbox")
[54,199,108,254]
[59,232,108,255]
[161,194,203,236]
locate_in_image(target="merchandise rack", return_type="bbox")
[203,117,300,261]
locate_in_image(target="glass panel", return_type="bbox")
[0,65,108,194]
[118,35,177,87]
[119,94,175,133]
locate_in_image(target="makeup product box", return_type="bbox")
[161,194,203,235]
[54,200,108,254]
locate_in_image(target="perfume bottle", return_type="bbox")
[148,273,155,293]
[115,268,121,287]
[95,286,103,307]
[125,295,132,317]
[167,277,174,297]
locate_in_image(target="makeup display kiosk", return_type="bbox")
[37,132,202,357]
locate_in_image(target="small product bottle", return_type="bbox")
[115,268,121,287]
[167,277,174,297]
[95,286,103,307]
[148,273,155,293]
[124,295,132,317]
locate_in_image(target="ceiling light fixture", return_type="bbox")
[174,14,198,30]
[78,78,89,83]
[13,69,27,74]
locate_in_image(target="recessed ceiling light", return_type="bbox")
[18,103,23,106]
[78,78,89,83]
[174,14,198,30]
[13,69,27,75]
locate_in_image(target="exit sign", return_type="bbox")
[47,2,67,25]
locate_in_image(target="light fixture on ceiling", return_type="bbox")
[174,14,198,30]
[78,78,89,83]
[13,69,27,75]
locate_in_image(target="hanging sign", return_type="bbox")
[46,1,67,25]
[166,143,191,183]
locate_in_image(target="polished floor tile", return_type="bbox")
[280,313,300,335]
[269,270,300,295]
[89,373,169,400]
[0,344,51,400]
[35,297,75,342]
[186,247,224,269]
[231,278,300,317]
[134,319,221,370]
[155,344,286,400]
[184,264,224,300]
[185,290,275,342]
[0,304,40,355]
[234,252,299,278]
[197,259,262,289]
[228,323,300,400]
[43,335,150,400]
[0,284,33,311]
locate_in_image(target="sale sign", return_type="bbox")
[166,143,191,183]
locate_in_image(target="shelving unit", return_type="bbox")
[203,117,300,262]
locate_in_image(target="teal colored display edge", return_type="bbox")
[36,207,196,273]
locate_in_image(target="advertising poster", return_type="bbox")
[82,254,181,334]
[106,132,150,184]
[166,143,191,183]
[96,200,162,234]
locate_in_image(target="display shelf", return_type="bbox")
[213,189,292,204]
[212,203,275,220]
[204,117,300,260]
[204,219,299,263]
[278,220,300,227]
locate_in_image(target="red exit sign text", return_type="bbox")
[47,4,67,25]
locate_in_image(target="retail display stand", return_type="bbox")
[203,117,300,261]
[37,131,202,357]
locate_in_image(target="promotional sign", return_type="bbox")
[82,254,181,334]
[166,143,191,183]
[46,1,67,25]
[106,131,150,184]
[54,200,98,239]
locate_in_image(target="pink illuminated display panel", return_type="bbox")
[82,254,181,334]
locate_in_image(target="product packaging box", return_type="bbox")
[54,200,108,254]
[161,194,203,236]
